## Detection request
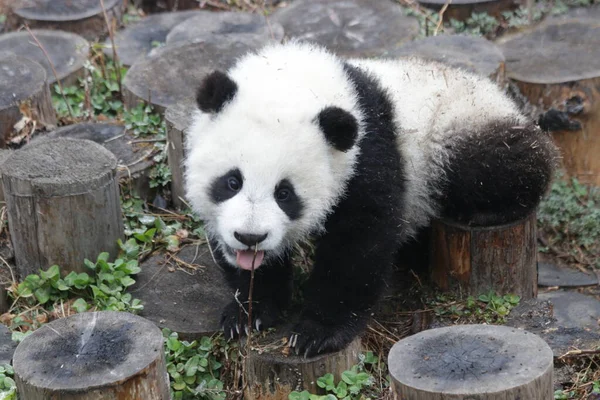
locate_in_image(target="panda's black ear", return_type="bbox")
[317,106,358,152]
[196,71,238,113]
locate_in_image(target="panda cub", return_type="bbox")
[184,40,557,357]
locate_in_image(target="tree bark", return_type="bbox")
[430,213,538,300]
[13,311,171,399]
[1,138,124,279]
[165,101,195,209]
[389,324,554,400]
[245,336,362,399]
[0,55,57,148]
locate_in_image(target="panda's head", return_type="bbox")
[184,65,361,271]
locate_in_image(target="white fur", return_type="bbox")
[184,41,529,265]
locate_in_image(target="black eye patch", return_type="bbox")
[210,168,243,203]
[275,179,303,220]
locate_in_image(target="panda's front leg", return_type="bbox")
[289,209,401,358]
[219,256,293,339]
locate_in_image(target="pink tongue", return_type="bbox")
[236,250,265,270]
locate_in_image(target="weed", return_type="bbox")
[164,329,236,400]
[431,291,521,324]
[0,364,16,400]
[537,173,600,269]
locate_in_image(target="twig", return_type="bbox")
[100,0,123,100]
[23,25,74,119]
[559,348,600,359]
[434,0,452,36]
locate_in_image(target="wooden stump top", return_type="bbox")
[12,0,122,22]
[0,324,17,366]
[389,324,553,396]
[123,40,255,112]
[165,101,196,137]
[12,311,164,392]
[388,34,505,80]
[38,123,155,179]
[1,138,117,197]
[103,10,201,67]
[271,0,419,58]
[499,20,600,84]
[0,30,89,85]
[166,11,284,47]
[130,244,233,340]
[0,54,47,110]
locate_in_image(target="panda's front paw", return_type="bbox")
[220,299,279,340]
[288,319,355,358]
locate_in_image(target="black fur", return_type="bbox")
[317,106,359,152]
[196,71,238,113]
[441,121,559,225]
[210,168,243,203]
[538,108,582,132]
[275,179,303,220]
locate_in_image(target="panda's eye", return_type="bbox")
[276,188,290,201]
[228,177,241,192]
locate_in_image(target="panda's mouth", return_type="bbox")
[235,249,265,270]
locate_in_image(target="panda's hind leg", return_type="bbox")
[441,120,559,226]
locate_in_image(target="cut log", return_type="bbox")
[130,244,233,340]
[36,122,157,201]
[165,11,284,47]
[0,138,124,278]
[0,324,16,365]
[9,0,123,41]
[430,213,537,300]
[271,0,419,58]
[103,10,201,67]
[13,311,170,399]
[417,0,517,22]
[499,20,600,186]
[388,34,506,86]
[388,324,554,399]
[123,40,255,114]
[165,101,195,209]
[0,55,57,149]
[245,331,362,399]
[0,30,89,86]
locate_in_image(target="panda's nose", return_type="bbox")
[234,232,268,247]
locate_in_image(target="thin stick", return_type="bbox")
[434,0,452,36]
[100,0,123,100]
[23,25,74,119]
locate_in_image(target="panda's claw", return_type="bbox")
[255,318,262,331]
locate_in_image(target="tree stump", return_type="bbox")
[13,311,170,399]
[165,101,196,209]
[499,20,600,186]
[9,0,123,41]
[0,30,89,86]
[417,0,517,21]
[387,34,506,87]
[123,40,255,114]
[430,213,537,300]
[36,122,156,201]
[103,10,201,67]
[1,138,124,278]
[165,11,284,47]
[130,244,233,340]
[388,324,554,399]
[0,55,56,149]
[270,0,419,58]
[244,330,362,399]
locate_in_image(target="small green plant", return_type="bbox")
[124,103,166,137]
[289,352,379,400]
[0,364,16,400]
[163,329,232,400]
[432,291,521,324]
[537,174,600,269]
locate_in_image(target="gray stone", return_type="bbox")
[538,290,600,330]
[123,40,256,113]
[103,10,201,67]
[538,262,598,287]
[165,11,284,48]
[0,30,89,86]
[12,0,121,22]
[129,244,233,340]
[0,324,16,365]
[271,0,419,57]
